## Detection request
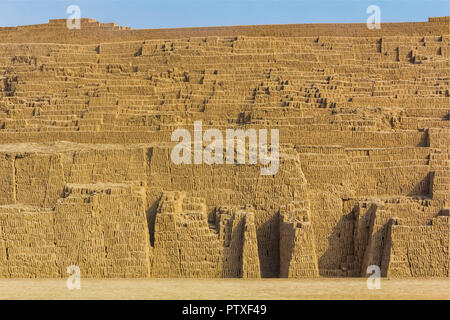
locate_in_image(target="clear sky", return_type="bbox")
[0,0,448,29]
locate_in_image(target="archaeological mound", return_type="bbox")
[0,17,449,278]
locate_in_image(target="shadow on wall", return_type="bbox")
[256,211,280,278]
[220,214,245,278]
[146,197,159,247]
[145,147,157,247]
[318,211,358,277]
[407,172,432,197]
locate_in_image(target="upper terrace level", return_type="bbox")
[0,17,448,44]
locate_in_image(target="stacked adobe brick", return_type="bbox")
[0,18,448,278]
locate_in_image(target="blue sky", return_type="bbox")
[0,0,448,29]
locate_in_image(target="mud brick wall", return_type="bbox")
[14,154,65,206]
[54,183,151,278]
[280,201,319,278]
[382,216,449,277]
[352,199,448,277]
[153,192,261,278]
[147,146,308,277]
[0,17,449,278]
[0,182,152,278]
[0,18,448,44]
[0,154,15,204]
[217,207,248,278]
[0,206,57,277]
[153,192,224,278]
[241,213,261,278]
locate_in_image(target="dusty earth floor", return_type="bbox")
[0,278,449,300]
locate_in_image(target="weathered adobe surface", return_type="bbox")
[0,17,448,44]
[0,18,448,278]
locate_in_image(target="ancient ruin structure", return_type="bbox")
[0,18,448,278]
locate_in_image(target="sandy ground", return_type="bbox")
[0,278,449,300]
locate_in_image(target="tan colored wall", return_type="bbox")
[0,18,448,278]
[153,192,261,278]
[382,216,449,277]
[280,201,319,278]
[0,182,152,278]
